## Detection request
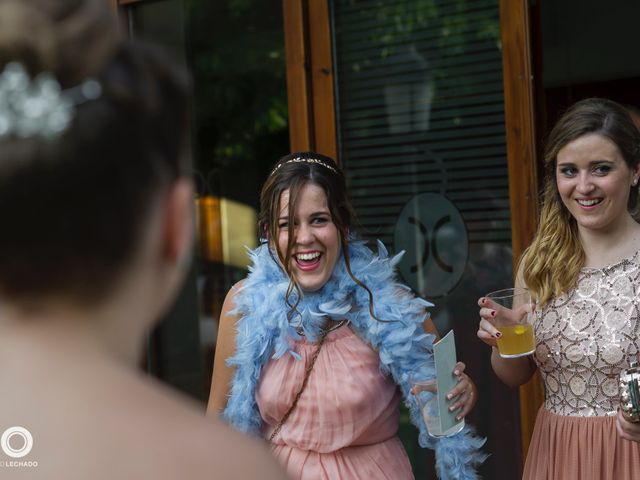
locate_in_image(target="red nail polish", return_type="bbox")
[495,332,502,338]
[491,310,496,317]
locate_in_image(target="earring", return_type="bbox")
[633,178,639,187]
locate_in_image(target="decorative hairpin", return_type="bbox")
[269,156,338,176]
[0,62,102,140]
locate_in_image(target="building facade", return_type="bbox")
[112,1,640,477]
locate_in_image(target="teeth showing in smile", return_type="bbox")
[577,198,602,206]
[296,252,321,261]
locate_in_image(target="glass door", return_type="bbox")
[119,0,289,403]
[330,1,521,477]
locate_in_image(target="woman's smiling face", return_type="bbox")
[556,133,639,233]
[276,183,340,292]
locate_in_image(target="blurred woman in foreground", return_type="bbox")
[0,1,285,478]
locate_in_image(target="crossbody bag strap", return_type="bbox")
[268,326,330,443]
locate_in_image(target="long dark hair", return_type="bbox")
[258,152,383,321]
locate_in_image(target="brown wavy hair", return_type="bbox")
[521,98,640,306]
[258,152,383,321]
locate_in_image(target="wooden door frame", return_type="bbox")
[282,0,337,161]
[499,0,544,458]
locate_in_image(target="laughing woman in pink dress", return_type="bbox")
[208,152,487,479]
[478,98,640,479]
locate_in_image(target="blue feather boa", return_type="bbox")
[223,240,487,479]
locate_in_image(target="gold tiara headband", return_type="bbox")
[269,157,338,176]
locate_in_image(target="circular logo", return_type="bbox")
[1,426,33,458]
[394,193,468,298]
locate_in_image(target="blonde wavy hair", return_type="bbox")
[521,98,640,306]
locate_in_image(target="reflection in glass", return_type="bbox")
[126,0,288,403]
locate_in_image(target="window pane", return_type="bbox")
[127,0,289,403]
[540,1,640,132]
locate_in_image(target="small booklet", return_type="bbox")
[433,329,464,433]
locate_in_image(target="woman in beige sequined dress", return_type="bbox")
[477,98,640,479]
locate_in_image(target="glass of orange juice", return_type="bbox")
[486,287,535,358]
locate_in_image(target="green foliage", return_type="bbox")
[184,0,289,182]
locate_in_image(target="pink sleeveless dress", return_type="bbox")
[255,325,414,480]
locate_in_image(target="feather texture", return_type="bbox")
[222,240,487,479]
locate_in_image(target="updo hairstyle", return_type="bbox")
[0,0,190,305]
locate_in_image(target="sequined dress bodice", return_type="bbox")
[533,251,640,417]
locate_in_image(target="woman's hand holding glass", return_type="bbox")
[477,296,527,346]
[477,289,536,358]
[477,295,503,348]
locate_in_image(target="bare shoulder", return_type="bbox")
[215,279,245,359]
[6,362,287,480]
[221,279,245,318]
[207,279,247,416]
[112,375,286,480]
[216,278,246,366]
[149,402,286,480]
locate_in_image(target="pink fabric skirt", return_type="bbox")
[271,436,413,480]
[523,408,640,479]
